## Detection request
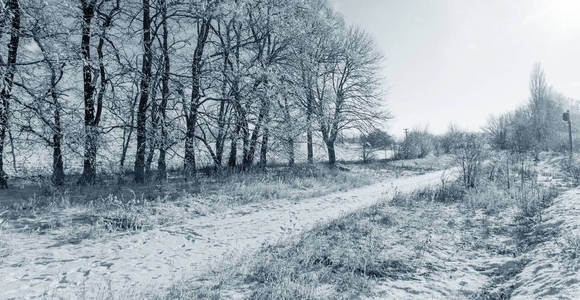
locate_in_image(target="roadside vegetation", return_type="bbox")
[164,148,564,299]
[0,152,452,250]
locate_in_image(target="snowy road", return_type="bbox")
[0,169,452,299]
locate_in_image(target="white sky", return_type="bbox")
[331,0,580,136]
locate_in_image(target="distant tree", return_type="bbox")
[485,114,510,150]
[360,129,393,162]
[528,63,550,157]
[315,27,386,166]
[398,128,434,159]
[439,123,464,154]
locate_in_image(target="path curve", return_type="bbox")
[0,169,452,299]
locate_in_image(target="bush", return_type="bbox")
[392,182,466,206]
[396,129,435,159]
[453,133,487,188]
[359,129,394,162]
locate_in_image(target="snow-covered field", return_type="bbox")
[0,169,448,299]
[1,153,578,299]
[161,153,580,299]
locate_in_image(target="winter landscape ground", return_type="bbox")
[1,152,580,299]
[1,0,580,299]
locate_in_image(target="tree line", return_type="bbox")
[485,63,577,156]
[0,0,387,187]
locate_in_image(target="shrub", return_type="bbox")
[396,129,435,159]
[454,133,487,188]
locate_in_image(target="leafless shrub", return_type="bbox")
[396,129,435,159]
[454,133,487,188]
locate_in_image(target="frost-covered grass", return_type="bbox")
[163,159,567,299]
[0,210,9,259]
[0,157,449,239]
[561,234,580,270]
[197,165,375,205]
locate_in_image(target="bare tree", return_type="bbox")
[0,0,20,188]
[156,0,170,180]
[78,0,119,185]
[315,27,386,165]
[529,63,550,156]
[134,0,153,183]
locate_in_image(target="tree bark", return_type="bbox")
[184,18,211,178]
[228,122,240,167]
[52,111,65,186]
[183,115,197,177]
[145,88,158,174]
[306,91,314,164]
[288,138,295,166]
[120,94,137,170]
[243,97,268,168]
[0,0,21,188]
[326,141,336,166]
[157,0,169,181]
[134,0,152,183]
[259,125,268,167]
[78,0,97,185]
[51,82,64,186]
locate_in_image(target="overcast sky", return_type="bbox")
[331,0,580,136]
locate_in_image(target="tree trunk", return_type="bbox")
[228,122,240,167]
[0,0,20,188]
[241,119,250,167]
[145,138,155,174]
[244,98,268,168]
[145,93,158,175]
[36,31,65,186]
[157,0,169,181]
[78,1,97,185]
[326,141,336,166]
[120,94,137,171]
[259,125,268,167]
[306,92,314,164]
[134,0,152,183]
[183,115,196,177]
[184,18,210,178]
[215,128,225,168]
[52,98,64,186]
[288,138,295,166]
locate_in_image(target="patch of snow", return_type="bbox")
[0,170,451,299]
[510,189,580,299]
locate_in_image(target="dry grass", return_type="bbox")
[560,234,580,271]
[161,178,525,299]
[161,202,415,299]
[160,156,565,299]
[0,210,9,259]
[199,165,375,205]
[0,156,452,248]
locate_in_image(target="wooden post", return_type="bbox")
[563,110,573,167]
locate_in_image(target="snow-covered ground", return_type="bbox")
[509,188,580,299]
[0,170,448,299]
[2,153,578,299]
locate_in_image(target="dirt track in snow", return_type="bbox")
[0,169,451,299]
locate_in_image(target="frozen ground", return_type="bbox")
[0,169,449,299]
[368,153,580,299]
[509,189,580,299]
[173,153,580,299]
